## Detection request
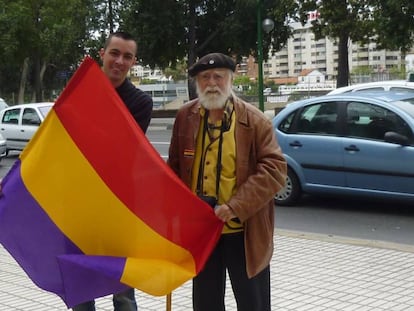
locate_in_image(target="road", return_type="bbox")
[1,125,413,248]
[147,126,414,247]
[274,195,414,246]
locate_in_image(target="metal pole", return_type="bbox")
[257,0,265,112]
[166,293,172,311]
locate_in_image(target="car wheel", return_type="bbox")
[274,168,301,206]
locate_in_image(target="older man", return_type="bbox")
[167,53,287,311]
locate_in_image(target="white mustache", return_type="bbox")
[203,87,222,94]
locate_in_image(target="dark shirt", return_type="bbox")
[116,79,153,133]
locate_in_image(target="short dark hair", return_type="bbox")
[104,31,137,53]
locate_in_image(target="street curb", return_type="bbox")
[276,229,414,253]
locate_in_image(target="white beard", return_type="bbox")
[196,84,231,110]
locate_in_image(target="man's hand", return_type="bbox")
[214,204,237,222]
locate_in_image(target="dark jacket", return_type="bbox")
[116,79,153,133]
[168,96,287,277]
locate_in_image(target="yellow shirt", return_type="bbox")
[191,105,242,233]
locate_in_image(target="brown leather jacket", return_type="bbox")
[167,97,287,278]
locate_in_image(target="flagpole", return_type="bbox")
[166,293,172,311]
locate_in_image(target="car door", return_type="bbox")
[19,107,42,148]
[280,101,346,188]
[343,101,414,194]
[0,107,22,150]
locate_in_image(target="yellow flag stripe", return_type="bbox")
[20,110,195,271]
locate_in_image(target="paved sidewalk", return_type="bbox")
[1,231,414,310]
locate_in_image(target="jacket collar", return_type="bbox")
[188,96,249,127]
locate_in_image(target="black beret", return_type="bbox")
[188,53,236,77]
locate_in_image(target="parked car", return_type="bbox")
[0,98,8,111]
[328,80,414,95]
[0,102,53,155]
[263,87,272,95]
[0,133,7,161]
[272,91,414,205]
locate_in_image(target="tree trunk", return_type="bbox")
[108,0,114,33]
[40,61,47,101]
[336,33,350,88]
[187,0,197,100]
[400,50,406,76]
[18,58,29,104]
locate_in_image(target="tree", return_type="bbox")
[0,0,95,103]
[163,59,188,82]
[119,0,297,67]
[298,0,374,88]
[297,0,414,88]
[371,0,414,73]
[120,0,297,98]
[371,0,414,53]
[120,0,187,69]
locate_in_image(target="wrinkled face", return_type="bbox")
[99,36,137,87]
[196,68,232,110]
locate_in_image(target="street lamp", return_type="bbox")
[257,1,274,112]
[263,18,275,34]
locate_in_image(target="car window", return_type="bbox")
[346,101,413,142]
[303,102,338,135]
[279,102,339,135]
[354,87,384,92]
[390,87,414,93]
[1,108,20,124]
[22,108,41,126]
[278,111,296,133]
[399,98,414,105]
[38,105,53,118]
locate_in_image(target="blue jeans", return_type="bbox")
[72,288,137,311]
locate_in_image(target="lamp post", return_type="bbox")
[257,1,274,112]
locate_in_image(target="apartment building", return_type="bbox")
[238,21,407,83]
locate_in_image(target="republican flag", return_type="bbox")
[0,56,223,308]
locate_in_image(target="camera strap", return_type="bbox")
[196,109,225,200]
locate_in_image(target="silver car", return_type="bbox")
[0,102,53,155]
[273,91,414,205]
[328,80,414,95]
[0,133,7,161]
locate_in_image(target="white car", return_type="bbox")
[263,87,272,95]
[328,80,414,95]
[0,133,7,161]
[0,102,54,154]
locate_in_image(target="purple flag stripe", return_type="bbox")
[0,160,128,306]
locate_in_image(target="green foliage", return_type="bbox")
[140,78,156,85]
[1,0,413,101]
[388,66,406,79]
[297,0,414,87]
[266,0,299,52]
[245,81,258,96]
[163,59,190,82]
[370,0,414,52]
[297,0,375,87]
[0,0,95,102]
[120,0,187,69]
[119,0,297,69]
[233,75,251,86]
[351,66,372,75]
